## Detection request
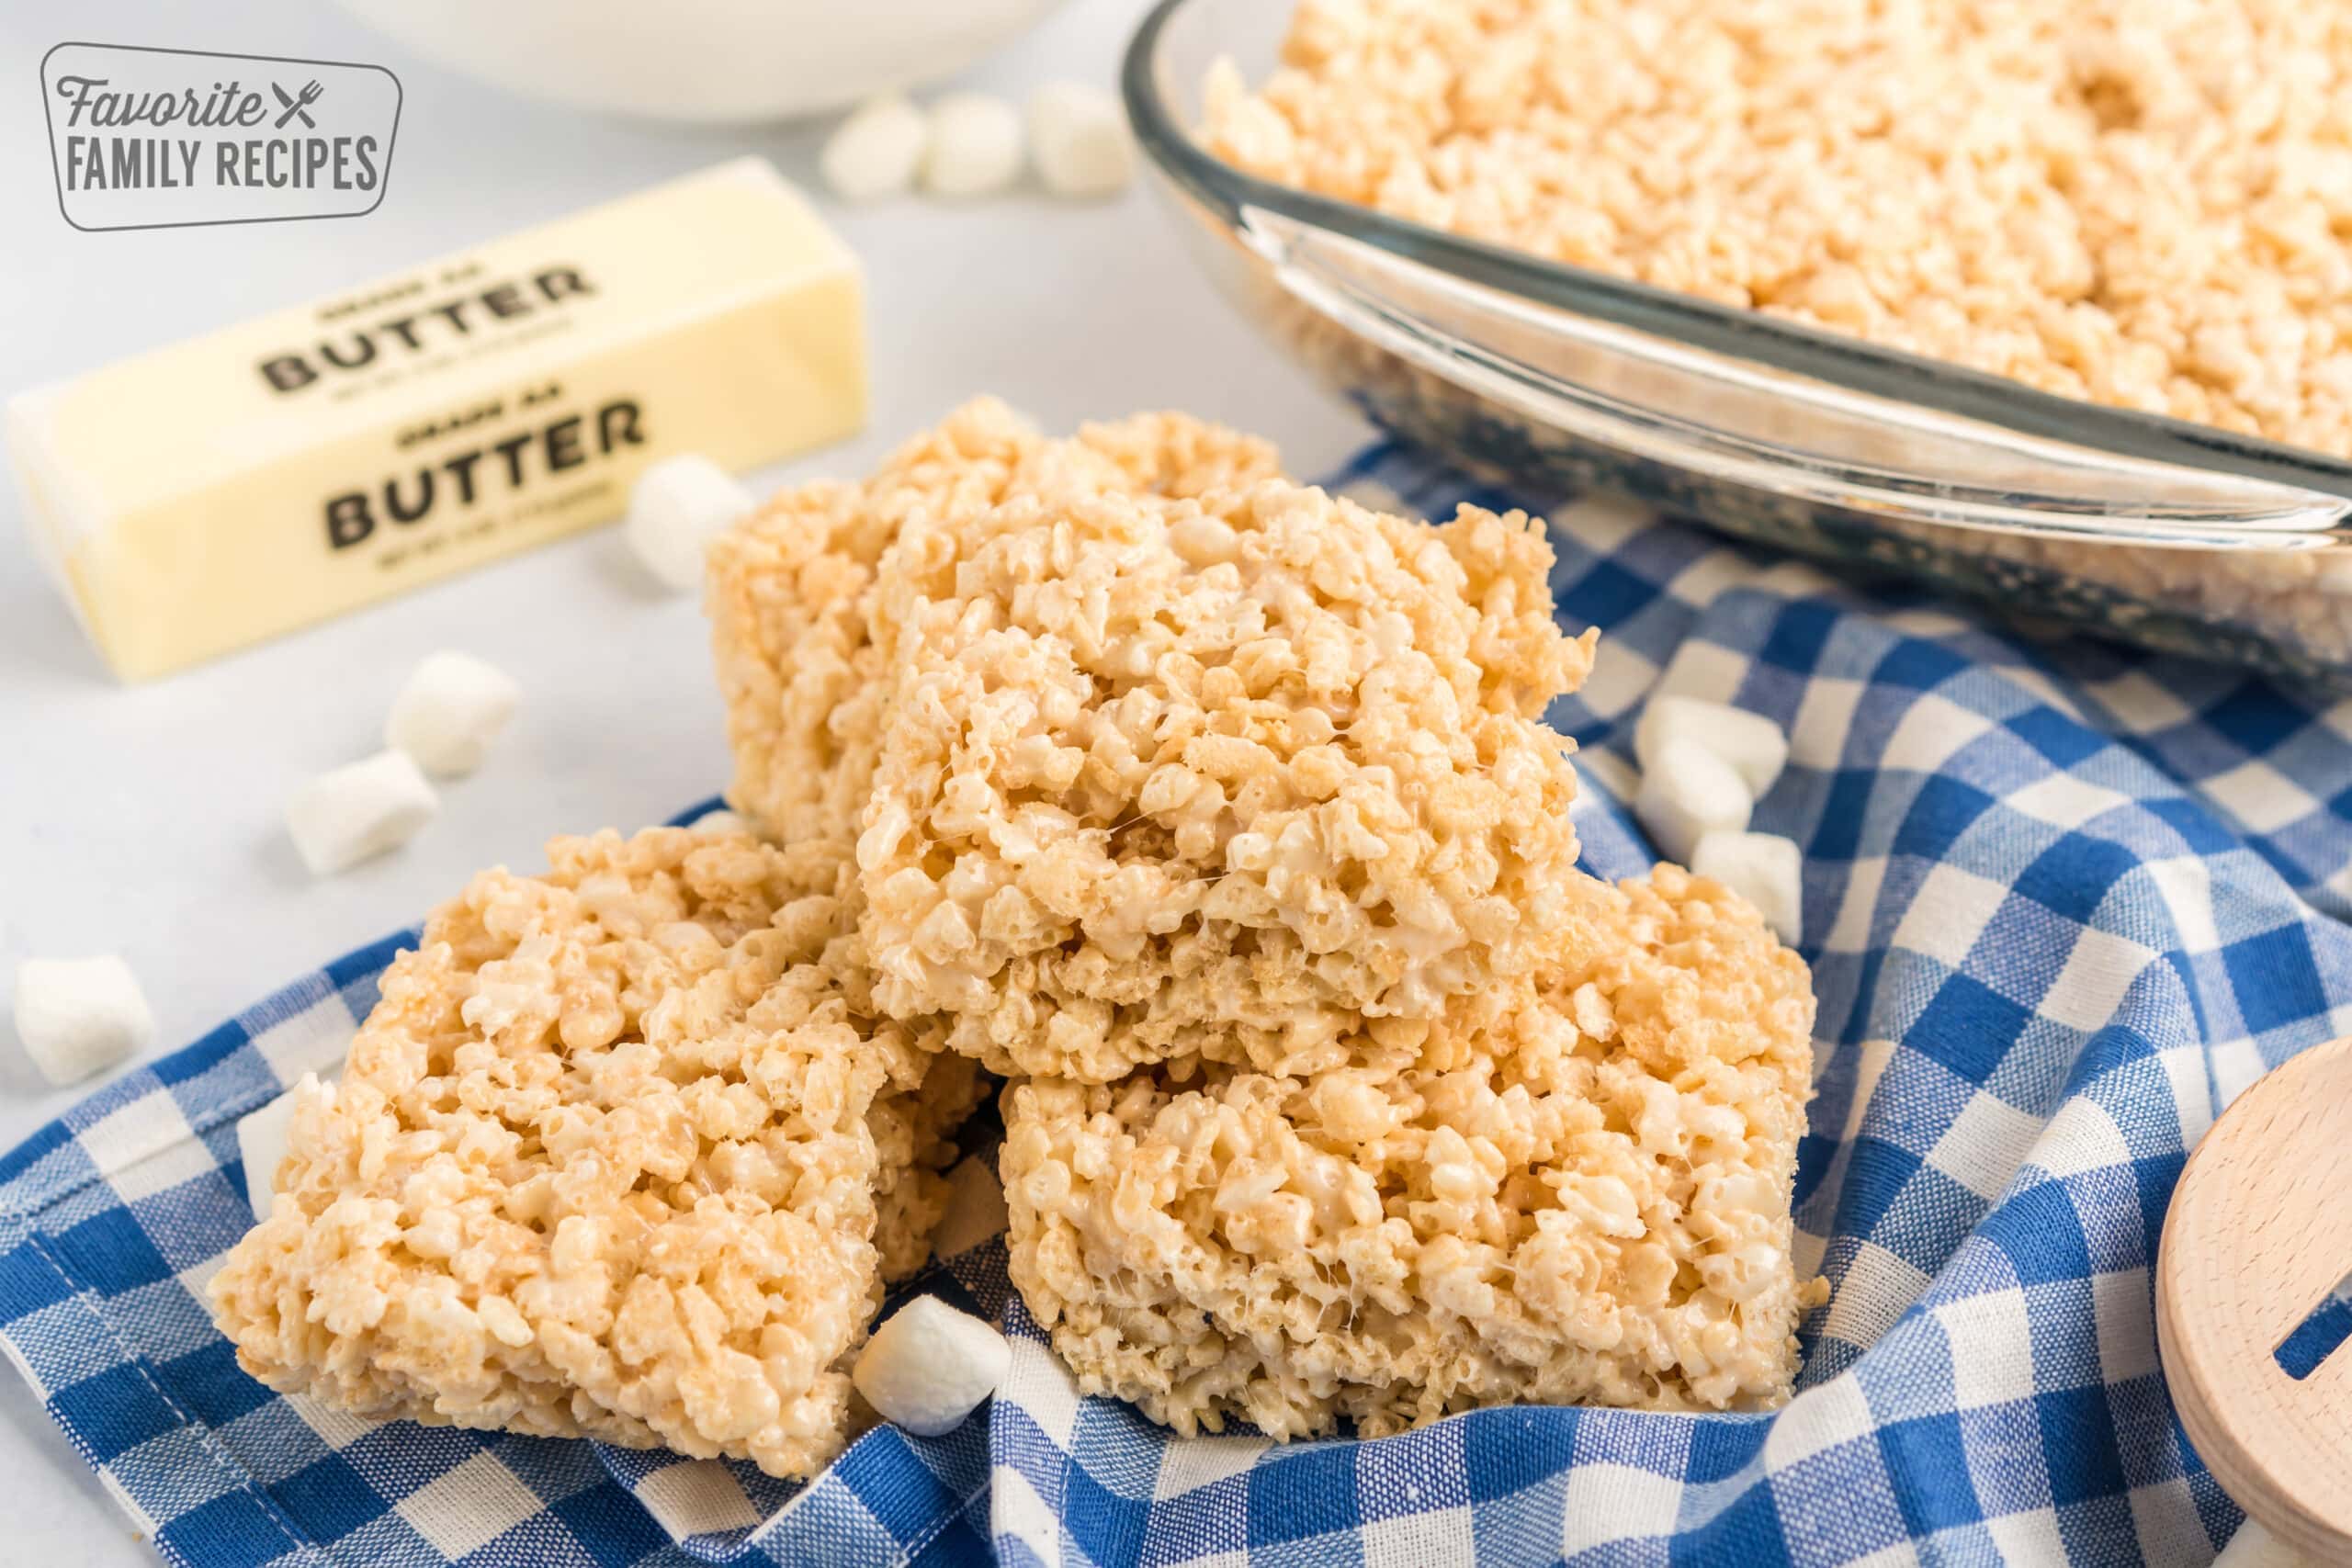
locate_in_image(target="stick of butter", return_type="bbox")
[6,157,865,681]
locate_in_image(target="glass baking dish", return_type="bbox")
[1121,0,2352,684]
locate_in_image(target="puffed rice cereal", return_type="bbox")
[1204,0,2352,456]
[1001,863,1818,1439]
[711,399,1598,1083]
[855,456,1598,1082]
[707,398,1283,857]
[207,824,975,1478]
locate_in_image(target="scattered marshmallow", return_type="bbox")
[286,750,438,875]
[690,808,752,835]
[1634,695,1790,798]
[1691,829,1804,944]
[236,1077,319,1217]
[1634,739,1753,864]
[626,455,757,592]
[922,93,1024,197]
[852,1294,1012,1436]
[11,955,154,1086]
[1025,81,1135,198]
[385,650,521,777]
[820,94,929,203]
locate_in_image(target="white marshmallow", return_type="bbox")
[239,1075,340,1218]
[1690,829,1804,944]
[820,94,928,203]
[12,955,154,1086]
[1025,81,1134,198]
[236,1093,293,1219]
[691,808,752,835]
[852,1295,1012,1436]
[286,750,438,875]
[238,1083,299,1216]
[922,93,1024,197]
[1634,695,1790,797]
[625,455,756,592]
[1634,739,1754,864]
[385,650,521,777]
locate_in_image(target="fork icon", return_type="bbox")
[271,80,322,130]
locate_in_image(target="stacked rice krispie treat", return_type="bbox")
[211,400,1819,1473]
[709,400,1821,1438]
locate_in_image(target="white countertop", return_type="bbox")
[0,1,1364,1559]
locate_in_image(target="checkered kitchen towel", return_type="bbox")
[6,440,2351,1568]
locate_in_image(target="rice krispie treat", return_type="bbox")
[710,399,1597,1084]
[208,825,973,1478]
[1204,0,2352,456]
[1001,863,1817,1439]
[855,460,1598,1082]
[707,398,1282,854]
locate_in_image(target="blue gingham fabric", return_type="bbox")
[6,439,2348,1567]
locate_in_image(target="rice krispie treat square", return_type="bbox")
[209,825,974,1479]
[710,399,1596,1085]
[1001,863,1818,1440]
[853,457,1597,1082]
[707,398,1282,855]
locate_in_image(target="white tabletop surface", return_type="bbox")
[0,1,1365,1559]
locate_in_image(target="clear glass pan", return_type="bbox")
[1122,0,2352,684]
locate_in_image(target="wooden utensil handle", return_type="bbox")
[2156,1038,2352,1561]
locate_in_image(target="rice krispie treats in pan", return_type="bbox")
[1001,863,1817,1439]
[208,825,974,1479]
[1204,0,2352,455]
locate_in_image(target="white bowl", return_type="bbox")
[334,0,1065,124]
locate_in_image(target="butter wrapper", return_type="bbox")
[6,157,865,680]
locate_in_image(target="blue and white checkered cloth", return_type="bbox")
[6,439,2349,1567]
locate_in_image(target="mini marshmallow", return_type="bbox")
[286,750,438,875]
[626,455,757,592]
[1691,829,1804,944]
[12,955,154,1086]
[385,650,521,777]
[1025,81,1135,198]
[820,94,928,203]
[1634,739,1754,864]
[852,1294,1012,1436]
[1635,695,1790,797]
[691,808,752,835]
[922,93,1024,198]
[236,1077,323,1217]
